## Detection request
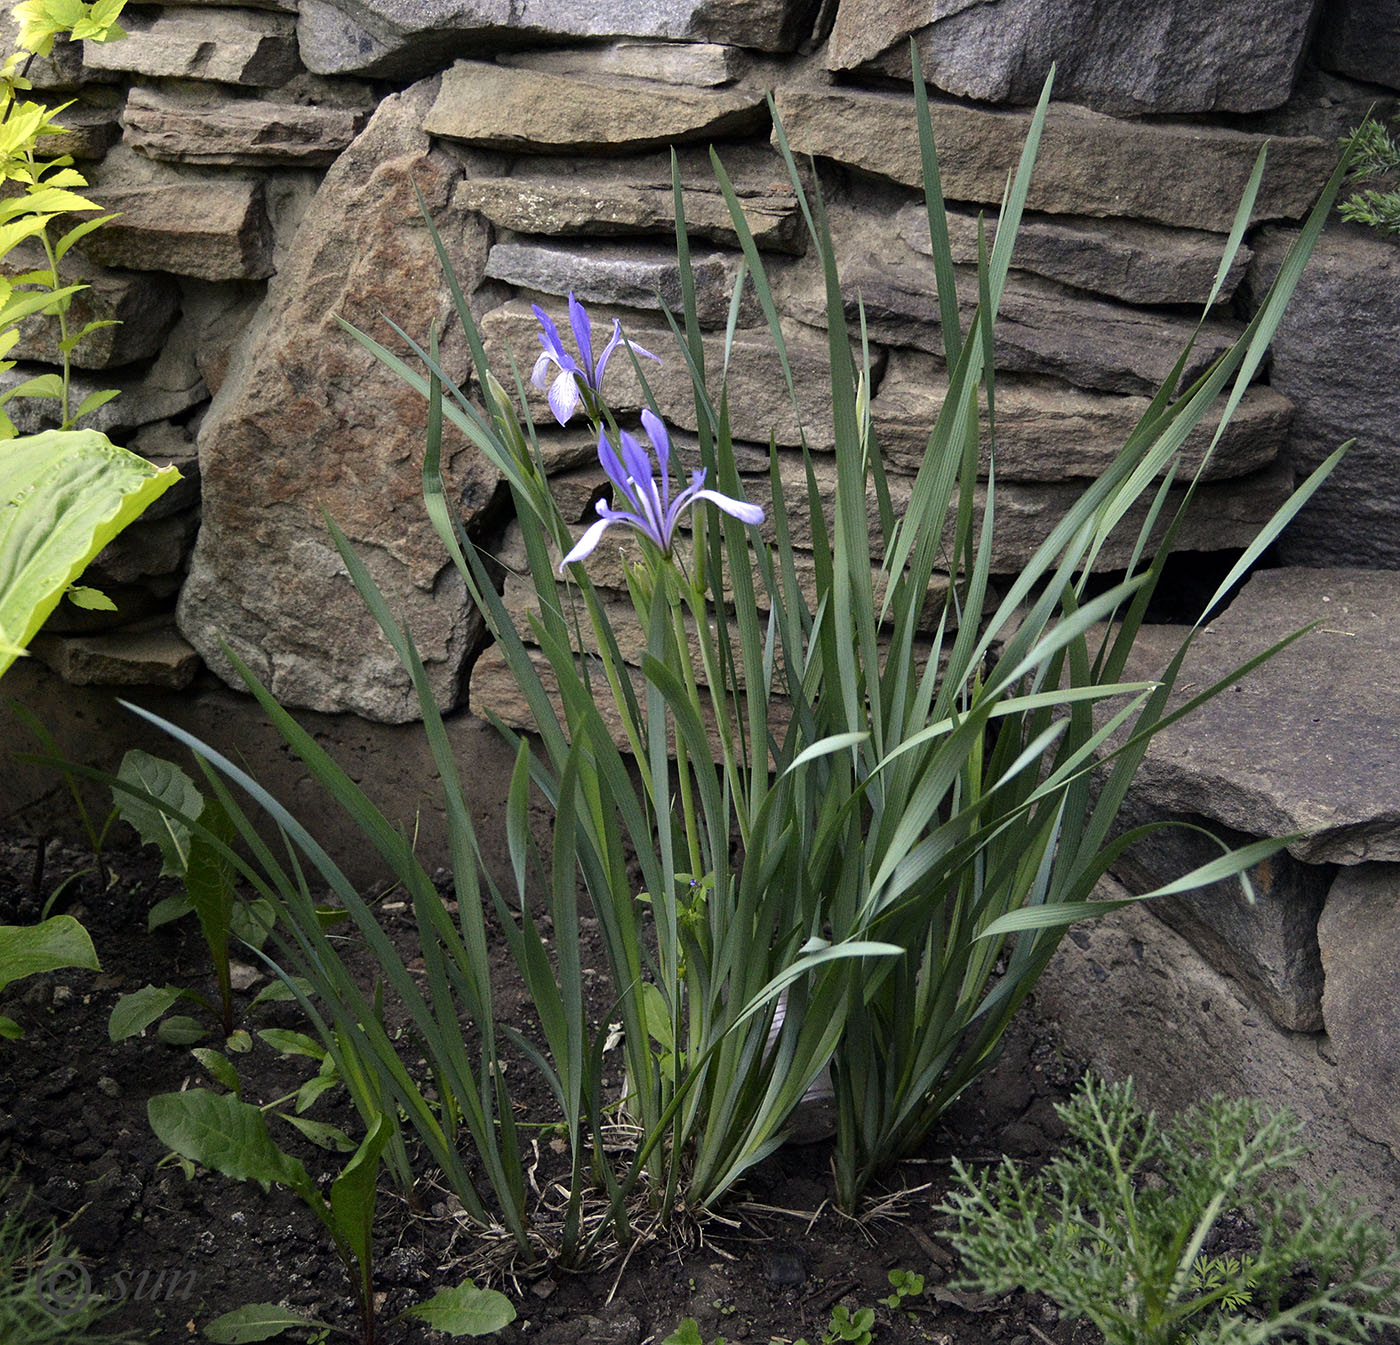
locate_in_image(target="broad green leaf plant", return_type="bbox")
[0,0,179,676]
[121,50,1352,1262]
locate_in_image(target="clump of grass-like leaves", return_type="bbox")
[941,1077,1400,1345]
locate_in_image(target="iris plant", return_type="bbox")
[557,408,765,571]
[532,290,659,425]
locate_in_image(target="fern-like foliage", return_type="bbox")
[940,1076,1400,1345]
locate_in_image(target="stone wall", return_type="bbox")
[8,0,1400,1216]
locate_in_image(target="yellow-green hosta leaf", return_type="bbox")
[66,583,115,609]
[0,428,180,677]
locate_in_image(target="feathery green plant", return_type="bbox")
[941,1077,1400,1345]
[1338,113,1400,237]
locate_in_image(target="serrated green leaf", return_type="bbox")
[401,1278,517,1336]
[108,983,182,1041]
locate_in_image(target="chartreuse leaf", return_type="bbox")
[0,913,98,994]
[400,1278,516,1336]
[202,1303,331,1343]
[0,429,179,677]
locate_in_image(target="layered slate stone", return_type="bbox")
[125,87,369,167]
[178,78,497,723]
[542,448,1293,573]
[1117,569,1400,866]
[498,42,748,88]
[774,81,1334,232]
[480,299,877,451]
[484,239,758,327]
[1316,0,1400,92]
[1037,887,1400,1233]
[4,244,180,369]
[76,176,274,281]
[36,96,123,160]
[297,0,822,78]
[1319,865,1400,1159]
[30,624,203,689]
[895,204,1253,307]
[1,322,206,435]
[81,8,301,85]
[1246,228,1400,568]
[455,145,805,254]
[1107,797,1329,1031]
[423,61,770,156]
[778,211,1244,396]
[829,0,1318,114]
[872,352,1289,483]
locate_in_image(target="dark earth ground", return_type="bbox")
[0,828,1104,1345]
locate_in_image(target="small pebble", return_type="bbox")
[97,1076,122,1099]
[52,984,74,1008]
[767,1250,806,1286]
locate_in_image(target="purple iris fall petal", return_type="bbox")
[557,416,766,573]
[531,292,661,426]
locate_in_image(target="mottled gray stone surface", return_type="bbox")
[423,60,770,155]
[82,7,301,84]
[896,204,1252,307]
[830,0,1320,114]
[1319,864,1400,1159]
[1037,887,1400,1230]
[455,146,805,254]
[1118,569,1400,865]
[1246,228,1400,568]
[485,239,757,327]
[1316,0,1400,91]
[297,0,822,77]
[775,81,1334,231]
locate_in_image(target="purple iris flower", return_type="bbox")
[531,291,659,426]
[558,409,766,572]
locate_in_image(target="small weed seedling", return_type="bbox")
[940,1075,1400,1345]
[879,1268,924,1315]
[662,1299,878,1345]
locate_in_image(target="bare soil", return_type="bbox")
[0,831,1101,1345]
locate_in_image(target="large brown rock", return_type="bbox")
[775,81,1334,231]
[177,78,497,722]
[125,86,369,167]
[829,0,1319,114]
[297,0,822,77]
[454,145,805,254]
[424,60,770,155]
[1246,228,1400,568]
